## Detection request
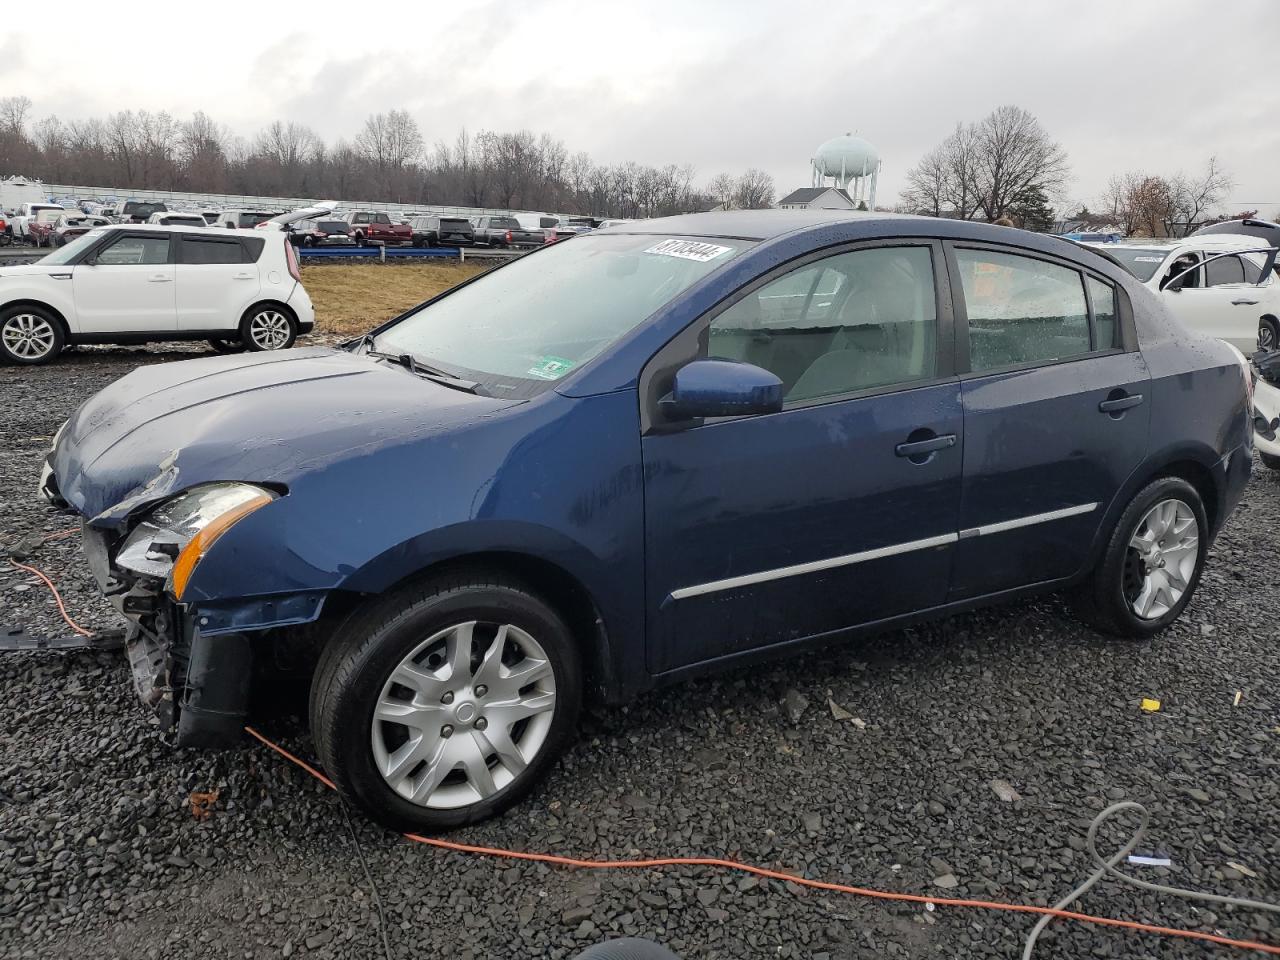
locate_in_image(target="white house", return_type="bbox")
[776,187,859,211]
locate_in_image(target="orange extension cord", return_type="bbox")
[243,727,1280,957]
[11,552,1280,956]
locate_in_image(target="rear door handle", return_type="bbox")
[1232,299,1259,306]
[1099,394,1143,413]
[148,274,172,283]
[895,434,957,457]
[232,273,254,279]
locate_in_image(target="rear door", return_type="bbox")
[176,233,258,332]
[72,232,177,334]
[947,243,1149,599]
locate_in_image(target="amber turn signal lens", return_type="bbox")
[171,492,273,600]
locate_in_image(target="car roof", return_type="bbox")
[1088,235,1273,253]
[597,209,912,240]
[101,222,269,238]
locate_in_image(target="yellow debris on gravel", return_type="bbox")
[302,262,490,337]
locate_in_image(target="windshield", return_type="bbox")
[40,228,108,265]
[1103,247,1170,282]
[317,220,347,232]
[164,216,204,226]
[237,213,275,227]
[374,233,753,398]
[124,202,165,218]
[490,217,519,229]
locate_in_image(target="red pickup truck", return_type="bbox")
[340,210,413,246]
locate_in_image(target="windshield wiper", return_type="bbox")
[365,349,483,394]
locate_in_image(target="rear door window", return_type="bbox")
[1086,276,1119,350]
[956,249,1090,372]
[1204,254,1246,286]
[180,236,248,264]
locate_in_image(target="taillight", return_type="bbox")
[284,239,301,282]
[505,230,512,243]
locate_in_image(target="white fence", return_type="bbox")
[40,182,563,220]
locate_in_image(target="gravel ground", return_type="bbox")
[1,344,1278,960]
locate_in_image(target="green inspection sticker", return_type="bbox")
[526,355,576,380]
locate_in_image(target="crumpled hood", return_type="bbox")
[52,347,513,525]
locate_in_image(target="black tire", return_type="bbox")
[1260,318,1279,353]
[1072,476,1207,637]
[310,572,583,832]
[239,304,297,352]
[0,304,65,365]
[208,338,246,354]
[354,231,367,247]
[1261,452,1280,471]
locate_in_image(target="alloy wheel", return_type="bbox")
[247,310,292,350]
[2,313,56,360]
[370,621,557,810]
[1123,498,1199,620]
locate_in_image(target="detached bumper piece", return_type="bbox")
[0,624,124,653]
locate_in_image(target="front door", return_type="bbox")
[642,242,964,674]
[947,245,1150,599]
[176,234,257,332]
[72,232,176,335]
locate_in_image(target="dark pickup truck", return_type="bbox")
[340,210,413,246]
[472,215,544,249]
[409,215,474,247]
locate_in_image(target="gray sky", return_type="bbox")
[4,0,1278,217]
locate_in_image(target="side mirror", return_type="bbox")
[661,359,784,420]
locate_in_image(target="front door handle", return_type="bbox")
[148,274,173,283]
[895,433,957,458]
[1232,299,1259,306]
[232,272,254,280]
[1099,394,1143,413]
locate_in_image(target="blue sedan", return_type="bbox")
[42,210,1252,830]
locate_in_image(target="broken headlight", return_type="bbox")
[115,483,276,599]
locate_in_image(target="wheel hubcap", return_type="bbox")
[248,310,291,349]
[370,621,557,810]
[2,314,55,359]
[1124,499,1199,620]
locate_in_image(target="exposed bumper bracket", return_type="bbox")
[0,623,126,653]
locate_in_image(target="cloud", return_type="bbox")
[3,0,1277,216]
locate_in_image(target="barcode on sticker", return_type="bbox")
[644,239,732,262]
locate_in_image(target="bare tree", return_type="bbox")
[1169,156,1232,232]
[357,110,423,199]
[0,96,32,136]
[706,173,736,210]
[969,105,1069,221]
[733,168,775,209]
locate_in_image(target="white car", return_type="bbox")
[1087,235,1280,352]
[0,223,314,365]
[147,211,208,228]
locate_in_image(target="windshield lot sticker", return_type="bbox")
[527,356,575,380]
[644,239,733,262]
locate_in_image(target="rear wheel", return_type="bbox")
[240,305,297,351]
[1072,477,1206,637]
[310,572,582,832]
[0,306,64,365]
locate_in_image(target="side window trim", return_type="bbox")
[944,240,1134,378]
[638,238,956,434]
[177,233,251,265]
[93,231,174,266]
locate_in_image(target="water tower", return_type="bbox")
[811,133,881,209]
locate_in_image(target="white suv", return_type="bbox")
[1087,235,1280,352]
[0,223,315,365]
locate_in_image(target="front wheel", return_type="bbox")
[240,305,297,351]
[0,306,65,365]
[1072,477,1207,637]
[310,573,583,832]
[1259,318,1279,353]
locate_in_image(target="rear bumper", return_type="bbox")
[1214,442,1252,538]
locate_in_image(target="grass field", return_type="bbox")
[302,262,490,337]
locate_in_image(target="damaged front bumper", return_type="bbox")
[81,524,252,747]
